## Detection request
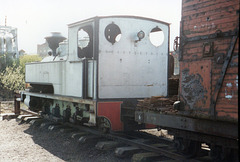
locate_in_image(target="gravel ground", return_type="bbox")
[0,119,130,162]
[0,104,171,162]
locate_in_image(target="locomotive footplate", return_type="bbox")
[20,91,95,105]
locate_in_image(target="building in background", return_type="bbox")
[18,49,25,56]
[37,41,51,58]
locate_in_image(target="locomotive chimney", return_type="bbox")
[45,32,66,56]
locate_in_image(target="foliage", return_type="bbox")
[0,63,25,91]
[19,54,42,74]
[0,54,42,92]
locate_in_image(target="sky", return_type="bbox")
[0,0,182,54]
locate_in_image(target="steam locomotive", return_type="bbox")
[21,16,170,132]
[21,0,239,159]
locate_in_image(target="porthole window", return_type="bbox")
[149,27,164,47]
[78,29,90,49]
[105,23,121,44]
[77,25,93,58]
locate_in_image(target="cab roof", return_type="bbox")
[68,15,170,28]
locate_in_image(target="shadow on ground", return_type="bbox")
[23,121,130,162]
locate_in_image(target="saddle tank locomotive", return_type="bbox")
[21,16,170,132]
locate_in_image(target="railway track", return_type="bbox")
[13,108,211,162]
[20,107,39,115]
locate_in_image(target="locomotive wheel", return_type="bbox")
[174,137,200,158]
[98,117,111,133]
[63,108,71,122]
[29,97,42,112]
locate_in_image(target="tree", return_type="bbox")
[0,54,42,99]
[19,54,42,74]
[0,63,25,91]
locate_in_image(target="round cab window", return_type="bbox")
[78,29,90,49]
[149,27,164,47]
[105,23,121,44]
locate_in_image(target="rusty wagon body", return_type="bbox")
[135,0,238,159]
[179,0,238,122]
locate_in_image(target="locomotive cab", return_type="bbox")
[22,16,170,131]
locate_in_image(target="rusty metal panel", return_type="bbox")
[179,0,239,122]
[14,92,21,115]
[181,0,239,37]
[179,60,211,112]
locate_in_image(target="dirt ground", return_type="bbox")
[0,102,129,162]
[0,103,171,162]
[0,101,14,114]
[0,118,131,162]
